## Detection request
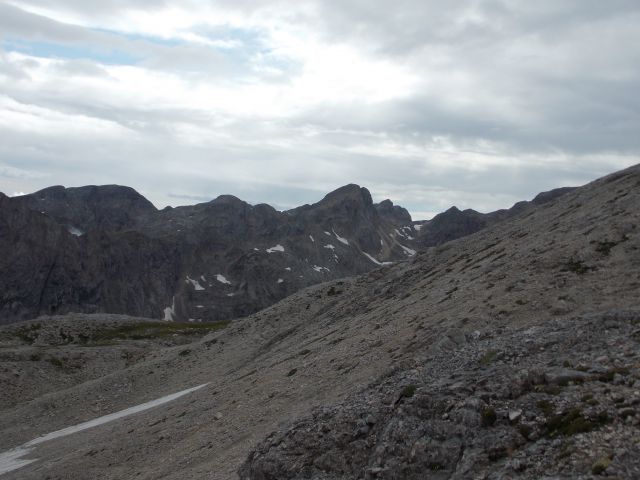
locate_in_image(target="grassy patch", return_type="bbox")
[479,349,499,366]
[14,323,42,344]
[562,258,594,275]
[543,408,609,438]
[598,367,630,383]
[537,400,555,417]
[400,384,417,398]
[84,321,230,344]
[595,240,618,256]
[481,407,497,427]
[592,456,612,475]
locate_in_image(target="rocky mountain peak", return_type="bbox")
[375,199,412,227]
[320,184,373,208]
[209,194,248,206]
[14,184,157,232]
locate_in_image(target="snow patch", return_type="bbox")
[362,252,393,266]
[266,244,285,253]
[277,278,284,284]
[226,293,235,297]
[186,276,205,291]
[284,267,292,271]
[323,244,335,250]
[399,244,417,256]
[332,229,349,245]
[0,384,208,476]
[324,231,331,236]
[216,274,231,285]
[67,226,84,236]
[309,235,315,243]
[414,223,423,232]
[196,305,204,308]
[312,265,330,273]
[163,297,176,321]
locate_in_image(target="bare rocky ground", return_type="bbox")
[0,165,639,479]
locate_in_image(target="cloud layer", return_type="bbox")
[1,0,639,218]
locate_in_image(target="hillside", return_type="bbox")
[0,165,638,478]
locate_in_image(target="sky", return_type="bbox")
[0,1,639,219]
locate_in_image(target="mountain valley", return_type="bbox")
[0,165,639,478]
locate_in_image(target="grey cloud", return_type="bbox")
[1,0,638,219]
[0,3,235,76]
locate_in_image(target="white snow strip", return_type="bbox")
[266,244,285,253]
[324,231,331,236]
[309,235,315,243]
[196,305,204,308]
[0,384,208,476]
[163,296,176,321]
[200,275,207,283]
[363,252,383,266]
[399,244,417,256]
[323,244,335,250]
[67,226,84,236]
[226,293,235,297]
[216,274,231,285]
[277,278,284,284]
[284,267,292,271]
[380,238,385,246]
[312,265,330,273]
[253,248,259,251]
[394,228,406,238]
[362,252,394,266]
[332,229,349,245]
[186,276,205,291]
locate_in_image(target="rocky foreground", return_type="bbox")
[0,165,639,478]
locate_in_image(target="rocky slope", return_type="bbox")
[414,186,575,247]
[0,165,638,479]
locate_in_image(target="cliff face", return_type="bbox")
[1,184,419,324]
[0,193,181,323]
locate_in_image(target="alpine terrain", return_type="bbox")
[0,165,639,479]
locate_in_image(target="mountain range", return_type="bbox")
[0,164,638,478]
[1,182,572,325]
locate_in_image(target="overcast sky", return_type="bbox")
[1,0,639,219]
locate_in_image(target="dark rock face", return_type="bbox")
[417,206,488,248]
[1,184,419,324]
[375,199,412,227]
[0,194,180,323]
[415,186,576,248]
[0,182,576,325]
[13,185,157,233]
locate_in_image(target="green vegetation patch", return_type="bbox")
[479,349,500,366]
[85,321,230,344]
[481,407,497,427]
[543,407,609,438]
[14,323,42,344]
[592,456,613,475]
[400,384,417,398]
[562,258,594,275]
